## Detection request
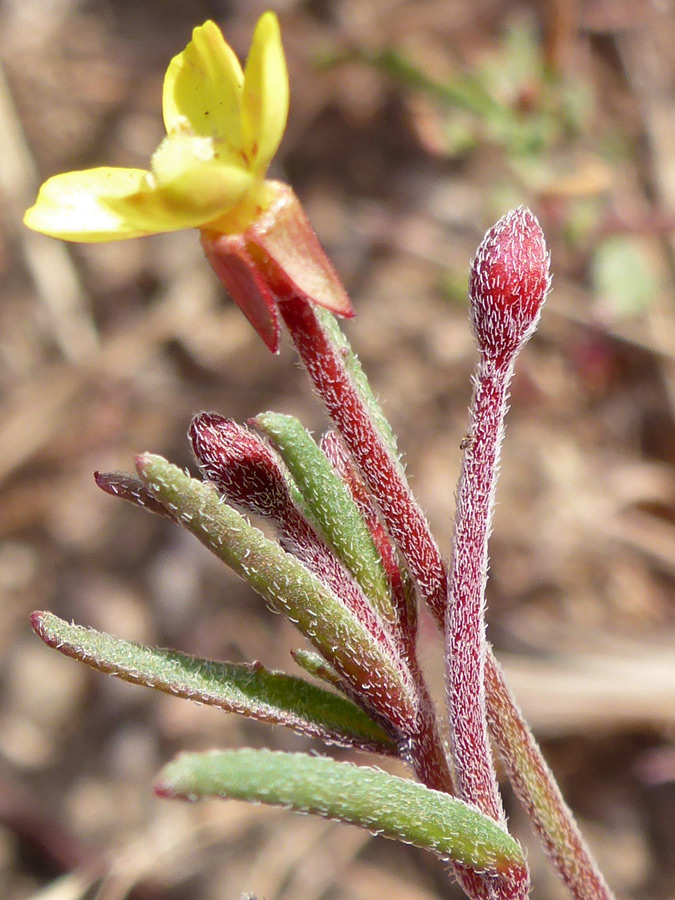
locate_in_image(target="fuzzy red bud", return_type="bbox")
[469,207,550,366]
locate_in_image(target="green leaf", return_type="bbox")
[253,412,395,626]
[591,235,659,317]
[135,454,417,732]
[156,749,525,874]
[31,611,397,755]
[291,648,343,688]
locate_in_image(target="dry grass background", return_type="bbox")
[1,0,675,899]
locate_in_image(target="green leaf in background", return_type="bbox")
[31,612,397,754]
[591,235,659,318]
[155,749,525,875]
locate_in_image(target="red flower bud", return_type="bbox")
[469,207,550,366]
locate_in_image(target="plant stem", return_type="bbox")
[485,656,618,900]
[277,296,448,624]
[447,358,510,825]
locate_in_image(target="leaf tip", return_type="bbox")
[153,755,199,802]
[134,452,153,474]
[30,609,47,637]
[135,452,166,482]
[31,610,59,650]
[153,778,179,800]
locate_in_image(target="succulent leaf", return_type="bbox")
[155,749,525,875]
[31,612,395,754]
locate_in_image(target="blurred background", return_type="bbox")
[1,0,675,898]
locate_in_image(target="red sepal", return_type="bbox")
[201,182,353,354]
[201,231,281,353]
[249,182,353,319]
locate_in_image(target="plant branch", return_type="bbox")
[485,656,618,900]
[447,360,510,825]
[277,297,449,624]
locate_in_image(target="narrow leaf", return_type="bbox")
[135,454,418,732]
[253,412,396,627]
[291,648,343,688]
[94,471,176,520]
[31,612,396,754]
[155,749,524,875]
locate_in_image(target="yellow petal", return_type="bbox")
[163,20,244,150]
[23,168,174,242]
[150,132,253,223]
[242,12,289,176]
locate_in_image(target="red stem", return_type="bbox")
[447,360,510,825]
[485,656,618,900]
[320,430,416,655]
[277,297,448,623]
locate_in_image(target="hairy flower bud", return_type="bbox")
[469,207,550,367]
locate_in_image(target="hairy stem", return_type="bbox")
[485,656,618,900]
[447,360,510,825]
[278,297,448,623]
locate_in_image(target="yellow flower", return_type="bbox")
[24,13,289,241]
[24,13,352,353]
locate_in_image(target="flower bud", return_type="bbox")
[469,207,550,366]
